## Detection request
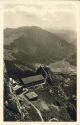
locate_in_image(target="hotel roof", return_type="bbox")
[22,74,44,85]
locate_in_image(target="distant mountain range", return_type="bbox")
[47,28,77,47]
[4,26,76,68]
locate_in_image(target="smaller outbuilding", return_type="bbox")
[25,91,38,100]
[13,85,23,94]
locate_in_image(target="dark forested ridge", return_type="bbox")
[4,26,76,66]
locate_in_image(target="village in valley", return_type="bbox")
[4,60,76,121]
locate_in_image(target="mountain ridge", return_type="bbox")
[4,26,76,66]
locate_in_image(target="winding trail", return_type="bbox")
[9,79,44,121]
[21,95,44,121]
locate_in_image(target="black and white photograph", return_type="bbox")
[3,1,78,122]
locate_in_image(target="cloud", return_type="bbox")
[4,1,77,31]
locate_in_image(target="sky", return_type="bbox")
[4,1,78,31]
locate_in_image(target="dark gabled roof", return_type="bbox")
[22,74,44,85]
